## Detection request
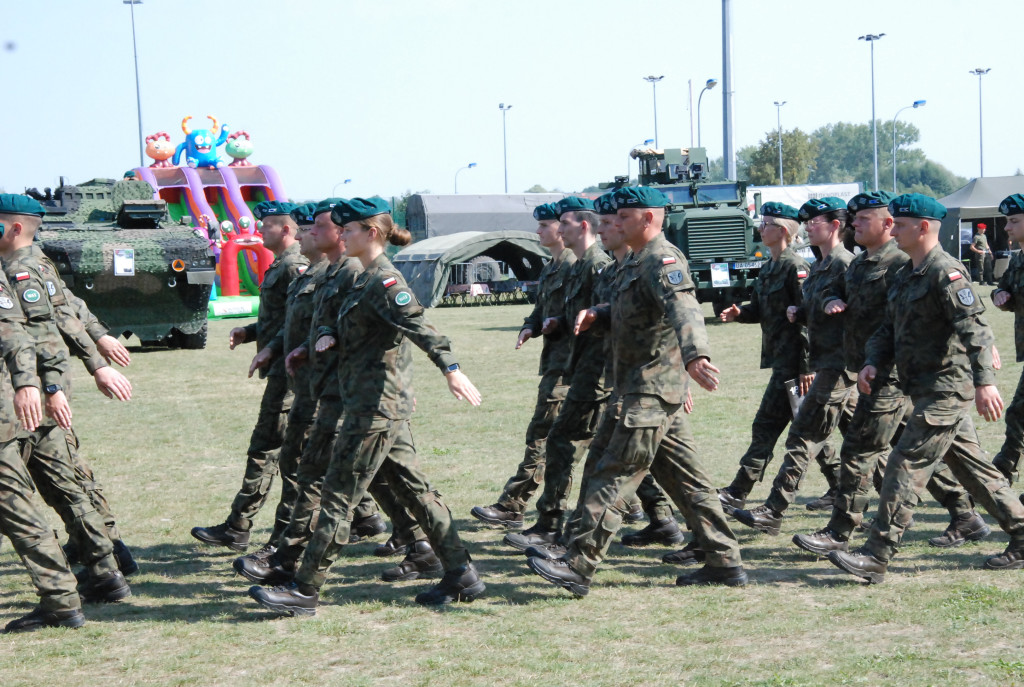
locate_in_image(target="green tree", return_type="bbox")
[747,128,818,185]
[524,184,549,193]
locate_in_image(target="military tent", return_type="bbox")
[392,231,549,307]
[939,176,1024,257]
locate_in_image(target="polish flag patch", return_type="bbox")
[797,270,808,279]
[13,272,29,281]
[662,256,676,265]
[382,277,397,288]
[948,271,962,281]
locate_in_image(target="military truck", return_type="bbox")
[29,177,217,348]
[628,146,764,315]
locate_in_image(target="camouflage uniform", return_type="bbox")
[861,246,1024,561]
[0,274,80,613]
[228,242,308,532]
[295,255,471,589]
[494,247,576,513]
[565,234,741,578]
[2,246,118,577]
[533,242,612,530]
[825,240,974,538]
[990,250,1024,483]
[762,246,856,513]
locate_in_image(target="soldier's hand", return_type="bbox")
[686,357,719,392]
[684,387,694,414]
[229,327,247,350]
[445,369,482,406]
[976,384,1004,422]
[97,335,131,367]
[575,309,596,335]
[992,344,1002,371]
[516,328,533,349]
[858,365,877,395]
[45,390,72,430]
[94,367,132,401]
[248,348,273,378]
[285,346,308,377]
[993,290,1011,308]
[799,373,814,396]
[13,385,42,432]
[541,317,559,335]
[786,305,799,323]
[315,335,336,353]
[719,304,741,322]
[824,299,847,315]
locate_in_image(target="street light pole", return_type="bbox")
[643,75,664,148]
[454,163,477,194]
[498,103,512,193]
[697,78,718,148]
[124,0,144,168]
[859,33,885,191]
[892,100,926,192]
[969,68,991,177]
[773,101,786,185]
[331,179,351,196]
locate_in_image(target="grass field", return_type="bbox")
[2,302,1024,686]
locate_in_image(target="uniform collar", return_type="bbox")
[911,244,944,275]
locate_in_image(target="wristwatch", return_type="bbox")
[44,384,63,394]
[445,363,460,374]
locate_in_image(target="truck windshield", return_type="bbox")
[661,184,739,205]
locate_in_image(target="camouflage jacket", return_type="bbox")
[311,257,363,398]
[1,245,72,393]
[243,242,309,378]
[598,233,710,405]
[992,250,1024,361]
[792,245,854,372]
[824,239,908,381]
[735,246,809,373]
[593,257,622,388]
[522,248,576,377]
[268,257,327,358]
[865,245,995,398]
[336,254,457,420]
[559,243,612,400]
[0,272,42,443]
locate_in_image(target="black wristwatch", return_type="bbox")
[44,384,63,394]
[445,363,460,374]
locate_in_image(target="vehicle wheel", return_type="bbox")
[466,256,500,283]
[175,322,208,350]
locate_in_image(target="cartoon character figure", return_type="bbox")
[226,131,254,167]
[145,131,176,168]
[173,115,230,168]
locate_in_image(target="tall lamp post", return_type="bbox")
[454,162,477,194]
[969,68,991,177]
[498,103,512,193]
[892,100,926,192]
[124,0,144,168]
[643,75,664,148]
[773,101,786,185]
[332,179,351,195]
[858,33,885,191]
[697,78,718,147]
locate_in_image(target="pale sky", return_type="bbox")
[1,0,1020,201]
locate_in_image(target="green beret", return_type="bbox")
[847,191,895,213]
[999,194,1024,216]
[555,196,595,216]
[612,186,669,209]
[533,203,559,221]
[253,200,296,220]
[888,193,947,220]
[595,193,617,215]
[760,202,799,220]
[290,203,317,226]
[312,197,347,219]
[330,197,391,226]
[798,197,848,221]
[0,194,46,217]
[123,170,137,178]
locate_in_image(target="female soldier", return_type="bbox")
[248,198,484,614]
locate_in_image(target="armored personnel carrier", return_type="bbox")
[29,177,217,348]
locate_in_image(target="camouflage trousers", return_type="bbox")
[561,396,670,543]
[265,377,316,547]
[733,367,840,493]
[229,374,292,531]
[277,396,414,568]
[497,370,569,513]
[533,395,607,530]
[764,369,856,513]
[0,438,80,613]
[296,415,470,590]
[829,385,975,539]
[21,425,117,576]
[864,392,1024,561]
[566,394,741,579]
[992,367,1024,484]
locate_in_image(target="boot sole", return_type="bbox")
[190,530,249,552]
[248,588,317,617]
[791,534,848,557]
[381,564,444,582]
[415,580,486,605]
[675,572,748,587]
[827,552,885,584]
[83,586,132,604]
[928,524,992,548]
[3,613,86,633]
[983,558,1024,571]
[526,557,589,597]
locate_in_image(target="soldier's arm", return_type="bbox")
[5,267,71,388]
[734,278,761,323]
[376,280,458,373]
[945,283,997,388]
[54,305,109,375]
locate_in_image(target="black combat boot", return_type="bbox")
[928,511,991,548]
[415,564,485,605]
[526,557,590,597]
[792,528,849,556]
[249,581,319,616]
[504,523,558,551]
[731,504,784,535]
[190,522,250,551]
[827,548,887,584]
[374,531,415,557]
[983,543,1024,570]
[662,540,707,565]
[112,540,140,577]
[620,518,686,547]
[805,487,838,511]
[233,551,294,585]
[349,513,388,542]
[523,543,567,561]
[676,564,748,587]
[717,486,748,514]
[622,503,646,523]
[381,540,444,582]
[79,570,132,604]
[470,503,524,528]
[2,606,86,633]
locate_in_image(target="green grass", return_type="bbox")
[2,301,1023,686]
